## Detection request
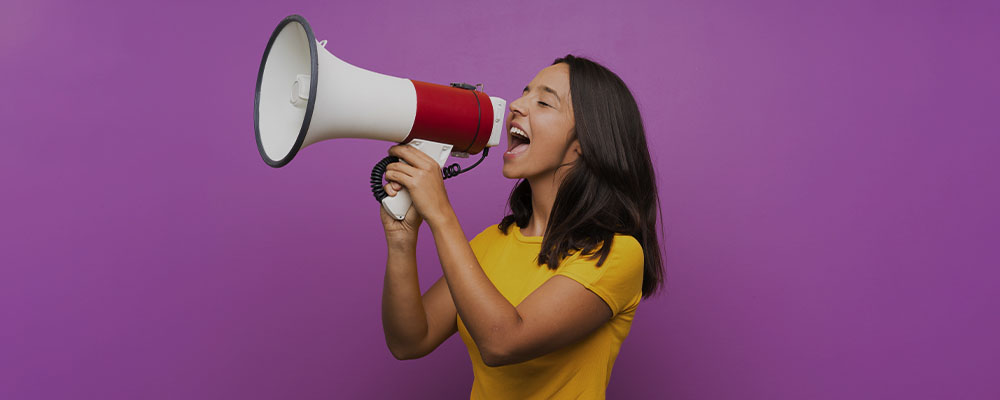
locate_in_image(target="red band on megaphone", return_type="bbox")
[404,80,494,154]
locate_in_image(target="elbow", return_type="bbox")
[479,345,518,368]
[481,353,506,368]
[482,355,509,368]
[386,341,426,361]
[478,320,527,367]
[389,347,410,361]
[389,346,424,361]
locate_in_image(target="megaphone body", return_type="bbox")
[254,15,507,220]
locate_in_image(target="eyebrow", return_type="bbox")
[522,85,562,102]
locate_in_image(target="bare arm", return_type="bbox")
[378,189,458,360]
[381,239,457,359]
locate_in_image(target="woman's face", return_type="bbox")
[502,63,579,180]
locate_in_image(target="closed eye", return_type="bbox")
[538,101,550,107]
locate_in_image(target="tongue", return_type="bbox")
[508,143,529,155]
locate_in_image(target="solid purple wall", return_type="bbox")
[2,0,998,398]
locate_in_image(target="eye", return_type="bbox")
[538,101,550,107]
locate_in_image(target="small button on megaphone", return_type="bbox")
[254,14,507,220]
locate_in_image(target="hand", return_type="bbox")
[384,145,455,227]
[379,181,424,246]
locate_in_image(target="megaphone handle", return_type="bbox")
[381,140,454,220]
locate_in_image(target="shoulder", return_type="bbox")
[563,234,644,273]
[609,234,642,256]
[595,234,643,267]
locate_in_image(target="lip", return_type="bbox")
[510,121,528,137]
[503,147,525,162]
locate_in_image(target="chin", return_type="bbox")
[501,167,517,179]
[501,164,523,180]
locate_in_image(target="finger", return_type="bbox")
[389,145,437,170]
[384,170,414,187]
[386,160,422,178]
[383,183,396,197]
[391,182,402,191]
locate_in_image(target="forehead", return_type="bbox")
[525,63,570,99]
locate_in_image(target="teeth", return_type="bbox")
[509,126,529,141]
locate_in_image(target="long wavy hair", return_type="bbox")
[498,55,665,298]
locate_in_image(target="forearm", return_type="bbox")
[380,241,429,358]
[427,211,523,356]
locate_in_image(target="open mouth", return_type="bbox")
[506,126,530,156]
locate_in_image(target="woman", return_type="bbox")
[380,54,664,399]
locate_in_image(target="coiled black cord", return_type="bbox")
[370,155,399,202]
[370,148,489,202]
[442,148,489,179]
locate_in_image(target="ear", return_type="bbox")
[569,138,581,155]
[564,138,583,164]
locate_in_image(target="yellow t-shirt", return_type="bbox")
[457,224,644,399]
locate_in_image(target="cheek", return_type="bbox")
[531,136,570,163]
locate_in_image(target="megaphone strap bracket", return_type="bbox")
[450,82,477,90]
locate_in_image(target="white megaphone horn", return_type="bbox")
[254,15,507,220]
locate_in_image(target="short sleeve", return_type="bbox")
[556,235,644,316]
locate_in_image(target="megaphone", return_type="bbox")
[254,15,507,220]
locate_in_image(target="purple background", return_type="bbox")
[2,0,998,398]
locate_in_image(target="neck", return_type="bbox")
[522,171,563,237]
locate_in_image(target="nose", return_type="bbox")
[509,95,527,116]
